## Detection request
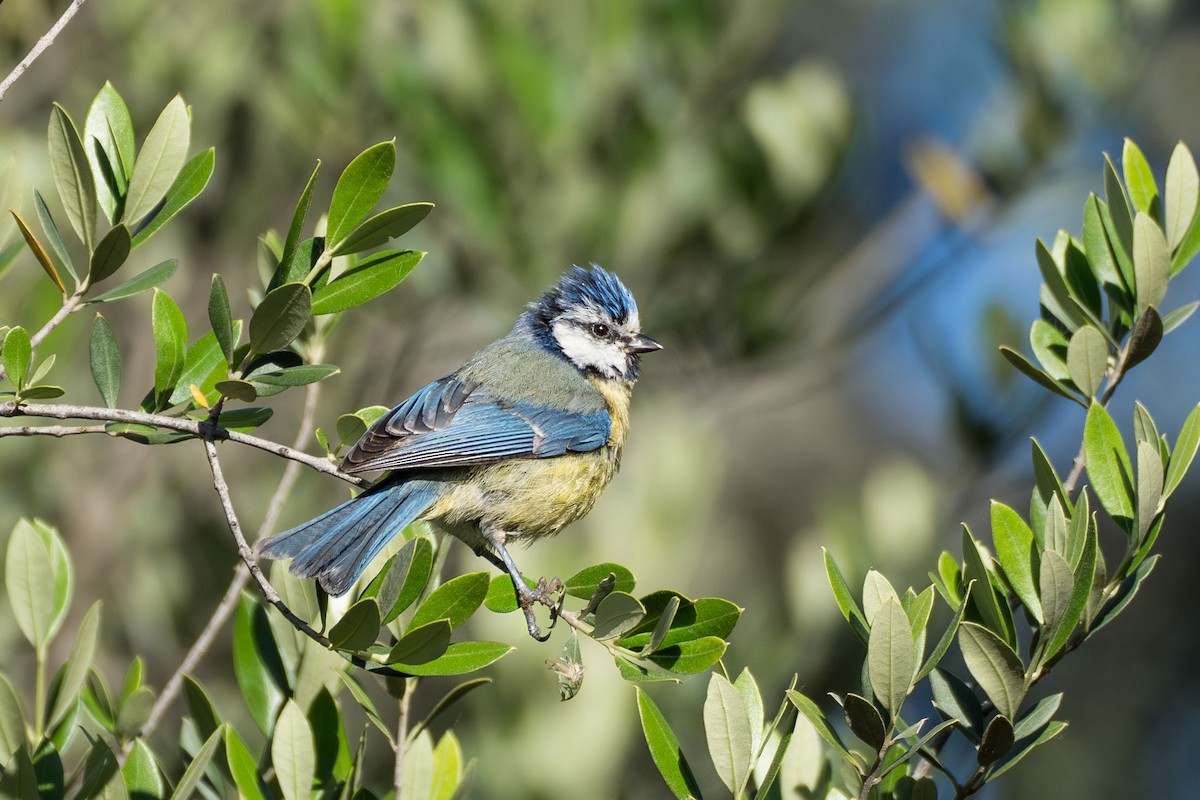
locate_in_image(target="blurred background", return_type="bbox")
[2,0,1200,797]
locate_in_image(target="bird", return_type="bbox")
[258,264,662,640]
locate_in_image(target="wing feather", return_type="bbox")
[341,375,610,474]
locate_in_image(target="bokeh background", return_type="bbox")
[3,0,1200,797]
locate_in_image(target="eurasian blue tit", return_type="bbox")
[259,265,661,639]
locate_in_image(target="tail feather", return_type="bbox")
[259,479,443,596]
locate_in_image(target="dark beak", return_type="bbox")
[629,334,663,354]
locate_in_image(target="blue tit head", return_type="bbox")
[528,264,662,382]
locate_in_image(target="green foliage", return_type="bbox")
[633,142,1200,798]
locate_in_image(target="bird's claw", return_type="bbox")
[516,576,565,641]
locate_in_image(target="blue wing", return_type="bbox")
[340,375,611,474]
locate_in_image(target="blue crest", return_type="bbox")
[530,264,638,326]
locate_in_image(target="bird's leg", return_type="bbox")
[479,524,562,641]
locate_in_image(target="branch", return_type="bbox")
[0,424,107,438]
[0,290,86,383]
[135,380,325,743]
[201,435,332,648]
[0,0,91,103]
[0,401,365,487]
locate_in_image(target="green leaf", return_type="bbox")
[621,597,741,651]
[76,739,123,800]
[1012,693,1063,741]
[85,83,135,223]
[1066,326,1107,399]
[224,726,268,800]
[1035,239,1086,330]
[961,526,1014,647]
[1123,139,1159,216]
[733,668,764,760]
[387,619,452,665]
[151,289,187,408]
[868,597,916,718]
[1082,194,1125,291]
[251,364,340,388]
[958,621,1025,720]
[414,679,492,741]
[331,203,434,255]
[19,384,64,400]
[122,740,164,800]
[991,501,1042,623]
[48,601,100,729]
[916,583,972,681]
[999,346,1082,404]
[1091,554,1158,634]
[564,562,636,598]
[930,667,984,734]
[786,690,855,766]
[279,163,320,284]
[1029,320,1071,381]
[115,686,155,740]
[399,729,435,800]
[977,714,1015,767]
[125,95,191,226]
[272,700,315,800]
[131,147,214,247]
[84,260,175,305]
[326,141,396,247]
[1164,403,1200,501]
[1136,440,1164,540]
[823,547,869,635]
[430,732,464,800]
[33,188,77,283]
[372,536,435,623]
[647,636,728,675]
[249,282,311,354]
[169,331,228,405]
[204,274,234,368]
[1162,300,1199,333]
[1104,154,1135,258]
[89,224,131,283]
[483,573,534,613]
[215,379,257,402]
[989,721,1068,779]
[1084,401,1134,526]
[704,673,752,796]
[0,672,26,764]
[1132,212,1170,310]
[1040,516,1097,665]
[638,595,680,656]
[6,519,56,648]
[49,103,98,249]
[334,672,393,745]
[636,688,704,800]
[233,595,284,736]
[388,641,514,676]
[3,326,31,390]
[182,676,220,741]
[328,598,381,651]
[410,571,489,630]
[861,569,900,629]
[311,249,424,315]
[1038,550,1073,636]
[842,692,885,750]
[169,725,222,800]
[1165,142,1199,251]
[10,211,66,293]
[1122,305,1163,374]
[592,591,646,640]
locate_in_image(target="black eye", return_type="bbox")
[590,322,611,339]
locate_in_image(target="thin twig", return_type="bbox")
[135,381,325,743]
[201,436,332,648]
[0,423,107,437]
[0,0,90,103]
[0,401,364,487]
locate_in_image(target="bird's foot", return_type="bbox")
[516,577,565,641]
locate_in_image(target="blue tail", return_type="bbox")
[258,479,443,596]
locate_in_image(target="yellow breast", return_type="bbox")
[588,375,633,449]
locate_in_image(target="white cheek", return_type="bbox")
[552,323,626,377]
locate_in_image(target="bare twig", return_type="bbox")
[0,401,364,487]
[135,380,325,743]
[0,0,90,103]
[394,678,417,796]
[201,436,332,648]
[0,423,107,438]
